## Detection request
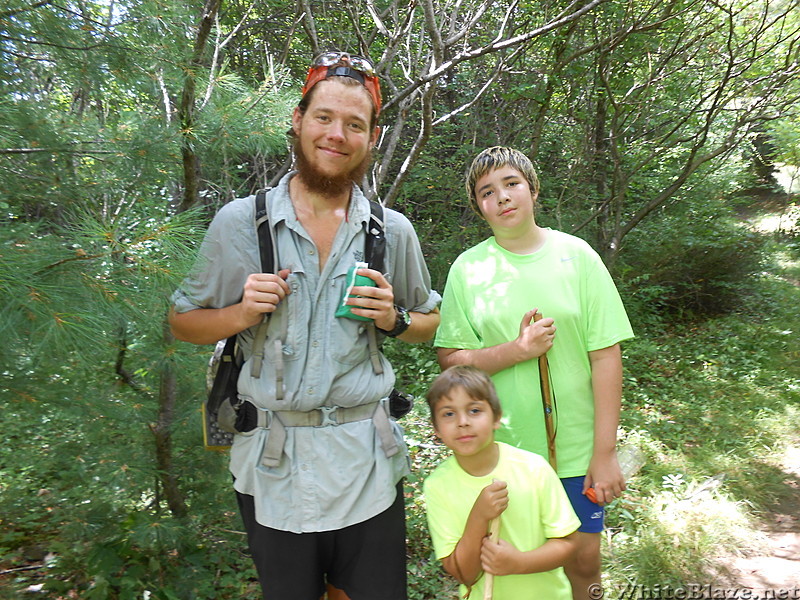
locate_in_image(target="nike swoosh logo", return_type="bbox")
[561,256,577,262]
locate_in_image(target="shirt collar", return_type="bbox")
[272,171,371,232]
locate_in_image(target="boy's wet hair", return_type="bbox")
[465,146,540,214]
[426,365,502,425]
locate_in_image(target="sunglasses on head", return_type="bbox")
[301,51,382,116]
[313,51,376,76]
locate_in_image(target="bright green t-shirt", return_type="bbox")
[424,442,580,600]
[434,230,634,477]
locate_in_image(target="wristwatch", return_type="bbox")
[377,305,412,337]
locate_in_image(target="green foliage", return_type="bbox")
[618,205,768,320]
[0,205,205,366]
[1,348,253,599]
[391,131,489,292]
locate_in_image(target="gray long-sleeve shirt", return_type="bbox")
[173,172,440,532]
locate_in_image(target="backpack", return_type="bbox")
[202,189,410,450]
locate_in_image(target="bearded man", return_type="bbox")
[170,52,440,600]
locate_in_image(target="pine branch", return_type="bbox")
[33,252,109,276]
[0,148,116,155]
[0,33,124,52]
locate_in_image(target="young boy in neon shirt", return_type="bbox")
[424,365,580,599]
[435,147,634,599]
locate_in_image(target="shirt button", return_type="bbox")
[307,387,314,395]
[312,341,319,348]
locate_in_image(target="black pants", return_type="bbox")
[236,481,407,600]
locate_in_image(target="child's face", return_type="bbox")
[433,386,500,459]
[473,166,537,234]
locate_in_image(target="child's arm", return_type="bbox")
[480,532,579,576]
[437,309,555,375]
[440,480,508,586]
[584,343,625,504]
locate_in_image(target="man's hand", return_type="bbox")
[239,269,292,327]
[346,267,396,331]
[514,309,556,361]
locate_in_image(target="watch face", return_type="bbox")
[378,305,411,337]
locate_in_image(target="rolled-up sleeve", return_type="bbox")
[171,198,261,313]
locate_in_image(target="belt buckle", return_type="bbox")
[318,406,338,427]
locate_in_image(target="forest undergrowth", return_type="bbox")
[1,208,799,599]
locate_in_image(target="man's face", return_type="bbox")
[292,79,379,196]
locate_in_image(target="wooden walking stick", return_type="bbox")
[483,516,501,600]
[533,312,557,471]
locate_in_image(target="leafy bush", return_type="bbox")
[618,207,767,318]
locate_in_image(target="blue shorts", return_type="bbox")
[561,476,605,533]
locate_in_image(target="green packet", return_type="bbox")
[335,261,375,321]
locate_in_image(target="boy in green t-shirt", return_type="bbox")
[435,147,634,599]
[423,365,579,600]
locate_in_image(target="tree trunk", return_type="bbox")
[153,321,188,518]
[158,0,222,517]
[178,0,222,213]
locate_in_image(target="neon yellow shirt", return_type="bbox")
[434,231,634,477]
[424,442,580,599]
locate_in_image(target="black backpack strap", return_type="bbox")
[364,200,386,375]
[365,200,385,273]
[250,189,278,382]
[255,189,274,274]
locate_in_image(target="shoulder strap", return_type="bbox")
[250,189,278,384]
[252,193,386,378]
[365,200,385,273]
[255,189,274,273]
[364,200,386,375]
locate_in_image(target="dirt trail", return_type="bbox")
[719,446,800,593]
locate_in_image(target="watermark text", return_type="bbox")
[587,583,800,600]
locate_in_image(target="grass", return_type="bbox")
[597,235,800,591]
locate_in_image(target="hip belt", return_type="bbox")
[236,398,400,468]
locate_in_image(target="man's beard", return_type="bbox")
[292,138,372,197]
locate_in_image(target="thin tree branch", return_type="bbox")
[0,0,53,20]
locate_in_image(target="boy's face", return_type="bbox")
[473,166,537,234]
[433,386,500,459]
